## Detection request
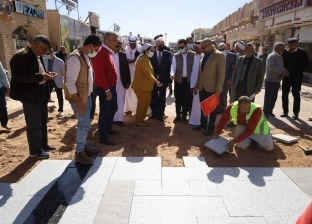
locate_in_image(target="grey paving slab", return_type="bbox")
[58,195,103,224]
[192,196,229,219]
[110,157,161,180]
[134,180,162,196]
[162,180,190,195]
[189,181,220,196]
[234,167,291,181]
[161,167,190,181]
[189,167,239,182]
[11,160,71,196]
[0,183,15,196]
[281,168,312,197]
[128,196,198,224]
[92,156,118,168]
[197,216,267,224]
[182,157,208,168]
[0,195,42,224]
[93,180,135,224]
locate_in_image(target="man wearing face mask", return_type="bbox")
[193,38,225,136]
[149,36,172,121]
[171,39,195,123]
[187,37,194,51]
[112,39,131,126]
[91,31,119,146]
[217,43,237,113]
[64,34,102,165]
[44,48,65,117]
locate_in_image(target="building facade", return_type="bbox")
[191,28,211,41]
[0,0,49,74]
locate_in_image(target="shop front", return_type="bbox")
[0,0,49,75]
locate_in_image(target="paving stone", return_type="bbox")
[134,180,162,196]
[11,160,71,196]
[281,168,312,197]
[182,157,208,168]
[189,181,220,196]
[197,216,267,224]
[0,183,15,202]
[189,167,239,182]
[162,167,190,181]
[93,180,135,224]
[58,195,103,224]
[234,167,291,181]
[162,180,190,196]
[128,196,198,224]
[110,157,161,180]
[92,157,118,168]
[0,195,42,224]
[192,196,229,219]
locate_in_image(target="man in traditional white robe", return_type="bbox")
[124,36,141,115]
[112,39,131,126]
[189,40,203,126]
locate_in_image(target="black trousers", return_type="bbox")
[282,77,302,115]
[150,85,167,118]
[263,81,280,115]
[174,79,193,117]
[0,87,8,126]
[48,81,64,112]
[199,90,218,132]
[22,85,48,155]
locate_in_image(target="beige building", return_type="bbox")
[191,28,211,41]
[0,0,49,75]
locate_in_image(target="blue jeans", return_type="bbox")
[70,96,92,153]
[96,86,117,141]
[263,81,280,115]
[0,87,8,126]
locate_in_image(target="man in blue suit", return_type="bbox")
[218,43,237,112]
[150,36,172,121]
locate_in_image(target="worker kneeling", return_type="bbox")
[215,96,274,152]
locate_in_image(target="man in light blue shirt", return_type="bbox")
[0,62,11,130]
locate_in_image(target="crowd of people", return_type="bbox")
[0,31,310,165]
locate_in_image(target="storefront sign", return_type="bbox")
[13,1,45,18]
[259,0,305,21]
[61,0,76,8]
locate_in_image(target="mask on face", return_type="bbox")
[158,46,164,51]
[88,46,98,58]
[220,49,227,56]
[148,51,154,58]
[179,48,185,54]
[187,43,194,49]
[46,55,51,60]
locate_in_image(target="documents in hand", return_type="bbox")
[204,136,230,155]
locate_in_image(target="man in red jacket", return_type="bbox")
[91,31,119,145]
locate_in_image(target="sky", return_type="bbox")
[46,0,251,43]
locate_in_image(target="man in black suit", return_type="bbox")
[112,39,131,126]
[150,36,172,121]
[55,46,68,63]
[218,43,237,112]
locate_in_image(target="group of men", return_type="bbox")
[6,30,310,164]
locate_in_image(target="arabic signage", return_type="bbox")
[259,0,305,21]
[13,1,45,18]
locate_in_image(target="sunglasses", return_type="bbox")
[39,42,49,53]
[178,46,185,49]
[201,43,212,50]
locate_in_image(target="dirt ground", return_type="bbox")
[1,97,312,183]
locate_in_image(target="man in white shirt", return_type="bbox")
[171,39,195,123]
[189,40,203,126]
[64,35,101,165]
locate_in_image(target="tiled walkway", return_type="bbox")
[0,157,311,224]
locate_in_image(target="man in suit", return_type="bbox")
[55,46,68,63]
[112,39,131,126]
[218,43,237,112]
[231,44,264,102]
[44,48,65,117]
[171,39,195,123]
[150,36,172,121]
[193,38,225,136]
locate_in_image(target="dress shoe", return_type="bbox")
[42,145,56,151]
[108,129,119,135]
[193,125,204,131]
[280,113,288,117]
[30,150,49,159]
[150,115,157,119]
[158,117,164,122]
[292,114,298,120]
[100,138,116,145]
[173,116,181,123]
[203,130,214,136]
[182,117,187,124]
[84,145,100,154]
[75,152,94,165]
[114,121,125,127]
